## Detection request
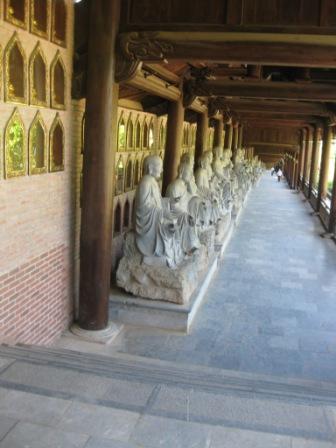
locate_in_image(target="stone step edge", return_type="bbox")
[1,344,336,405]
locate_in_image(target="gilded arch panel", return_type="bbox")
[29,111,47,175]
[50,51,66,110]
[30,0,50,39]
[49,113,65,172]
[4,33,27,105]
[29,42,48,107]
[4,108,27,178]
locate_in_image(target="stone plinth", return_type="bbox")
[116,246,208,305]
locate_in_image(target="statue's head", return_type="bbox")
[180,152,194,167]
[166,178,187,203]
[178,159,193,183]
[198,153,209,169]
[144,155,163,179]
[213,146,223,160]
[204,150,213,164]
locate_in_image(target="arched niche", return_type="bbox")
[142,121,148,149]
[30,0,50,38]
[123,200,130,230]
[51,0,67,47]
[117,115,126,151]
[5,0,28,29]
[49,114,64,172]
[29,112,47,175]
[50,52,66,109]
[115,156,124,195]
[126,116,134,150]
[113,202,121,235]
[125,158,133,190]
[4,33,27,104]
[149,120,155,149]
[29,43,48,107]
[134,158,140,186]
[135,118,141,149]
[4,109,26,178]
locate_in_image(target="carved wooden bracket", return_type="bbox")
[119,32,174,62]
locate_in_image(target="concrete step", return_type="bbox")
[1,344,336,406]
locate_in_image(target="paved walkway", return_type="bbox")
[108,174,336,383]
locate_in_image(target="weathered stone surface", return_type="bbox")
[117,245,208,304]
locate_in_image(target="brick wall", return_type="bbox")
[0,1,75,345]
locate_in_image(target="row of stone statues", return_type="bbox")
[117,146,263,303]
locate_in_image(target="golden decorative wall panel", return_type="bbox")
[49,114,64,172]
[51,0,67,47]
[5,0,28,29]
[30,0,50,39]
[29,43,48,107]
[4,33,27,105]
[29,111,47,175]
[50,51,66,110]
[4,109,26,178]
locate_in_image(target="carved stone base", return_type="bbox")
[116,246,208,305]
[70,322,123,345]
[111,255,218,332]
[199,227,216,258]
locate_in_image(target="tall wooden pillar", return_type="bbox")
[297,132,306,189]
[238,125,243,148]
[225,123,233,149]
[329,128,336,233]
[78,0,120,331]
[303,127,313,188]
[213,118,224,148]
[317,124,333,210]
[162,96,184,194]
[308,125,320,198]
[294,152,301,189]
[195,111,208,166]
[232,122,239,164]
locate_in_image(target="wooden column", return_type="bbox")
[294,153,301,189]
[195,111,208,166]
[329,128,336,232]
[225,123,233,150]
[78,0,120,331]
[232,122,239,164]
[213,118,224,148]
[308,125,320,198]
[317,124,333,210]
[162,96,184,194]
[303,127,313,189]
[238,124,243,148]
[297,133,306,189]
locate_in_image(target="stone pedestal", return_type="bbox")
[116,246,208,305]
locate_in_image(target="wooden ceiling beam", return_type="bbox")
[195,80,336,101]
[221,99,331,116]
[119,31,336,68]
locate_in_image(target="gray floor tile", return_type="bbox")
[85,437,138,448]
[0,389,71,426]
[209,426,291,448]
[0,421,88,448]
[57,402,140,441]
[130,415,211,448]
[0,416,17,441]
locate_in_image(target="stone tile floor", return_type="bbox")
[107,174,336,383]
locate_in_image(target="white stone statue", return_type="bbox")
[134,155,183,268]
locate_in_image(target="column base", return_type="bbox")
[70,321,123,345]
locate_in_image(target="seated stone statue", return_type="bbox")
[212,146,232,212]
[165,178,201,255]
[195,153,221,224]
[134,155,183,268]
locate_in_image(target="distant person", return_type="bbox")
[276,168,283,182]
[271,167,275,176]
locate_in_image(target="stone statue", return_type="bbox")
[117,154,209,304]
[134,155,183,268]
